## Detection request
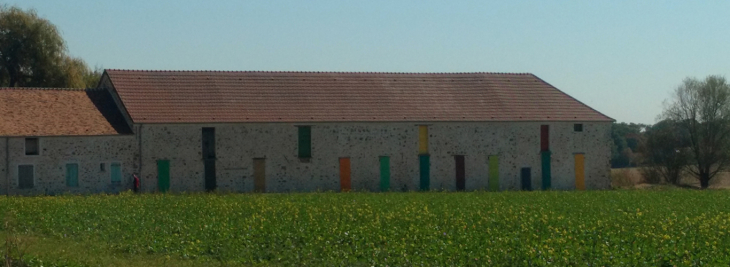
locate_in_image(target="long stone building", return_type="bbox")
[0,70,613,195]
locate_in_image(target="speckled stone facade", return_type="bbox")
[0,136,137,195]
[137,121,611,193]
[0,122,610,195]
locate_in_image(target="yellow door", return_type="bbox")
[575,154,585,190]
[418,125,428,154]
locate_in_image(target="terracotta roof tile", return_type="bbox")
[0,88,132,136]
[105,70,613,123]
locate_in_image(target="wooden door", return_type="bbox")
[253,158,266,192]
[157,160,170,193]
[488,156,499,191]
[521,167,532,191]
[339,158,351,192]
[418,126,428,154]
[202,128,216,191]
[575,154,585,190]
[379,156,390,192]
[540,125,549,151]
[541,151,551,190]
[455,155,465,191]
[204,160,216,191]
[110,163,122,184]
[66,163,79,187]
[18,165,33,189]
[419,155,430,191]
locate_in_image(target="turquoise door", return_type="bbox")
[66,163,78,187]
[541,151,551,190]
[419,155,430,191]
[110,163,122,184]
[158,160,170,193]
[379,156,390,191]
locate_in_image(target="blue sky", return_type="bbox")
[8,1,730,124]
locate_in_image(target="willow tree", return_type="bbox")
[0,5,98,88]
[663,76,730,188]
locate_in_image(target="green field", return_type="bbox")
[2,190,730,266]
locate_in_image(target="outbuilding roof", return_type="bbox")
[0,88,132,136]
[104,70,613,123]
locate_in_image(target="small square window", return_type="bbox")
[25,138,39,155]
[574,124,583,132]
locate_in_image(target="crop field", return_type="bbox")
[1,190,730,266]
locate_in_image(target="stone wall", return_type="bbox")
[0,121,611,195]
[0,138,6,194]
[138,121,611,193]
[0,135,137,195]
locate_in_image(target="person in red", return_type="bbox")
[133,174,140,193]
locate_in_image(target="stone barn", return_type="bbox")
[0,88,136,195]
[1,70,613,194]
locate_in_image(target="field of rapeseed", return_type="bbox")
[1,190,730,266]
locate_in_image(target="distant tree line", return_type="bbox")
[0,5,100,88]
[613,75,730,189]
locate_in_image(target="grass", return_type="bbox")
[1,190,730,266]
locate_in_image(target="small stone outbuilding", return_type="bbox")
[1,70,613,195]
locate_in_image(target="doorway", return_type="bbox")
[157,160,170,193]
[253,158,265,192]
[455,155,465,191]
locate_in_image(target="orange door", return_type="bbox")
[339,158,351,192]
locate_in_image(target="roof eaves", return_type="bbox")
[529,74,615,122]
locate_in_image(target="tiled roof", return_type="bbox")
[105,70,613,123]
[0,88,132,136]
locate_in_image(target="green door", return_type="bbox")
[541,151,551,190]
[488,156,499,191]
[157,160,170,193]
[110,163,122,184]
[66,163,78,187]
[419,155,430,191]
[379,156,390,192]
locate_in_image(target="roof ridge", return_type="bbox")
[105,69,534,75]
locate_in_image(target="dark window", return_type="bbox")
[25,138,39,155]
[298,126,311,158]
[100,163,106,172]
[202,127,216,159]
[574,124,583,132]
[18,165,34,189]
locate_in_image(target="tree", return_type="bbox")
[639,119,690,185]
[0,5,98,88]
[610,122,649,168]
[662,75,730,188]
